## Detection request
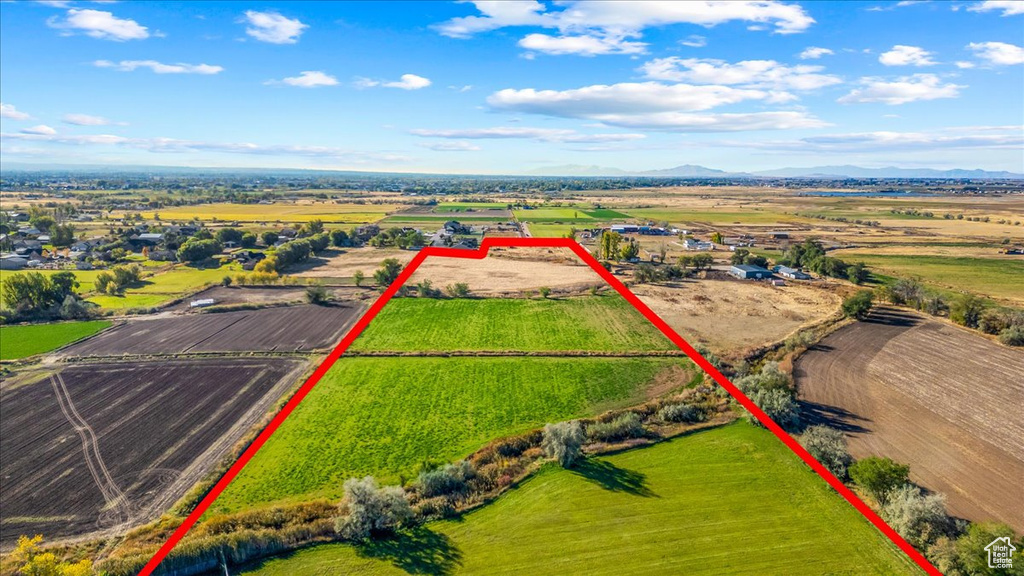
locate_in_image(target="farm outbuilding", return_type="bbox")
[777,266,812,280]
[730,264,773,279]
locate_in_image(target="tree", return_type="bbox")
[538,286,552,298]
[335,476,413,541]
[260,231,279,246]
[949,294,985,328]
[730,248,751,265]
[1000,325,1024,346]
[847,262,869,284]
[953,522,1024,576]
[842,289,874,320]
[881,484,952,550]
[542,421,585,468]
[352,270,365,287]
[690,253,714,271]
[599,230,622,260]
[176,238,222,262]
[618,239,639,261]
[222,275,233,287]
[374,258,403,288]
[710,231,724,244]
[215,228,243,244]
[59,294,90,320]
[330,229,350,247]
[51,224,76,247]
[240,232,257,248]
[848,457,910,505]
[747,388,801,432]
[306,218,325,235]
[30,214,56,234]
[800,425,853,480]
[0,271,78,315]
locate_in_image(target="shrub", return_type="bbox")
[542,421,585,468]
[849,457,910,505]
[352,270,365,287]
[177,238,222,262]
[587,412,644,442]
[656,403,702,424]
[417,461,475,498]
[800,425,852,480]
[538,286,552,298]
[59,295,91,320]
[416,280,441,298]
[746,387,801,432]
[842,289,874,320]
[222,275,233,287]
[445,282,470,298]
[240,232,257,248]
[999,325,1024,346]
[881,484,953,549]
[952,522,1022,576]
[335,477,413,541]
[305,283,329,305]
[949,294,985,328]
[260,231,279,246]
[734,361,791,395]
[374,258,403,288]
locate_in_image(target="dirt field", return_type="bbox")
[62,304,364,357]
[291,248,416,281]
[408,247,605,296]
[0,357,307,542]
[631,278,842,356]
[795,308,1024,530]
[174,285,373,311]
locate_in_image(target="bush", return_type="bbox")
[304,283,329,304]
[416,280,441,298]
[656,403,702,424]
[849,457,910,505]
[999,325,1024,346]
[260,231,279,246]
[240,232,257,248]
[800,425,852,480]
[335,477,413,541]
[417,461,475,498]
[746,387,801,432]
[538,286,552,298]
[734,361,791,395]
[59,295,91,320]
[587,412,644,442]
[842,289,874,320]
[949,294,985,328]
[445,282,470,298]
[881,484,953,549]
[374,258,403,288]
[542,421,585,468]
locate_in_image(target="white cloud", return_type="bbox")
[519,33,646,56]
[356,74,431,90]
[47,9,148,41]
[838,74,963,105]
[799,46,834,59]
[434,1,814,57]
[448,85,473,92]
[967,1,1024,16]
[268,71,339,88]
[955,60,976,68]
[1,132,411,164]
[421,141,482,152]
[638,58,841,91]
[410,127,646,143]
[0,103,31,120]
[62,113,123,126]
[93,59,224,74]
[20,125,58,135]
[680,35,707,48]
[879,45,937,66]
[967,41,1024,65]
[242,10,308,44]
[485,82,826,132]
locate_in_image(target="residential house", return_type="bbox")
[682,238,715,251]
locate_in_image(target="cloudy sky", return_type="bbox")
[1,0,1022,173]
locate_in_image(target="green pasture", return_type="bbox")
[0,320,112,360]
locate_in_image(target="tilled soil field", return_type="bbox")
[62,304,364,357]
[0,357,307,543]
[173,286,372,311]
[794,307,1024,530]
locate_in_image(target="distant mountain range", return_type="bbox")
[527,164,1024,179]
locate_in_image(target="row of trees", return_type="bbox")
[780,239,869,284]
[1,271,83,320]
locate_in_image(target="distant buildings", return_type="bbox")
[776,266,812,280]
[730,264,773,279]
[682,238,715,251]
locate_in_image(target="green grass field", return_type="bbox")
[526,223,576,238]
[86,262,239,309]
[1,268,106,295]
[625,208,807,225]
[242,423,919,576]
[137,202,401,223]
[351,296,676,352]
[0,320,112,360]
[436,202,509,212]
[210,357,686,514]
[837,253,1024,305]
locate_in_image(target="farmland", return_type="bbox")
[135,202,403,223]
[0,320,110,360]
[243,423,920,576]
[86,262,243,310]
[351,296,675,352]
[209,356,691,513]
[62,303,364,357]
[0,357,307,542]
[406,247,604,295]
[795,307,1024,530]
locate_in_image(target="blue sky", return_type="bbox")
[1,0,1022,173]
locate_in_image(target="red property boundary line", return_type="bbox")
[140,237,940,575]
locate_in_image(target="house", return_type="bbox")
[682,238,714,251]
[0,254,27,270]
[130,233,164,247]
[75,260,94,270]
[443,220,470,234]
[768,231,790,239]
[149,250,176,262]
[17,226,42,237]
[610,224,639,234]
[279,227,298,238]
[354,224,379,241]
[730,264,773,279]
[777,266,812,280]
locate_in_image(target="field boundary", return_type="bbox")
[139,237,940,576]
